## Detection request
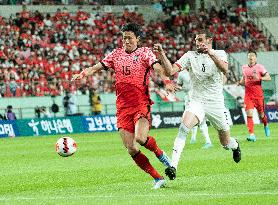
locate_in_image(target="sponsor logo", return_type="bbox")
[0,124,15,137]
[233,115,241,121]
[152,114,162,128]
[267,111,278,120]
[163,116,181,126]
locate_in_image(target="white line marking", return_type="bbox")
[1,191,278,201]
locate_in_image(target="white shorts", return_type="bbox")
[185,100,230,131]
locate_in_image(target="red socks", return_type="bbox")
[247,116,254,134]
[143,136,163,157]
[261,114,268,126]
[132,151,162,179]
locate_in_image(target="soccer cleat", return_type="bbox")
[202,143,213,149]
[158,151,171,168]
[153,178,166,189]
[165,166,176,180]
[246,135,256,142]
[264,125,270,137]
[232,140,241,163]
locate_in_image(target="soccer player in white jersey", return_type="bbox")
[154,30,241,180]
[177,70,213,148]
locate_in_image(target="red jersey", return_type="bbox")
[101,47,159,109]
[242,64,267,98]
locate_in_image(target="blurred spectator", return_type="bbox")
[5,105,16,120]
[89,88,102,115]
[0,5,271,98]
[152,0,163,12]
[62,90,77,116]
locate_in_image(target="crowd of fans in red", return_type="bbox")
[0,4,270,98]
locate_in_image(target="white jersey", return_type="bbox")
[175,50,227,103]
[177,70,191,94]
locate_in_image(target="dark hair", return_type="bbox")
[248,50,257,56]
[197,29,214,39]
[120,23,142,38]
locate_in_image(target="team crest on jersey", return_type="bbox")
[133,55,139,62]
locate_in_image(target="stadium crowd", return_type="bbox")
[0,4,271,97]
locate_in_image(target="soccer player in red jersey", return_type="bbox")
[72,23,173,189]
[238,51,271,142]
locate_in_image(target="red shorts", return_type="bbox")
[244,96,265,113]
[117,104,151,133]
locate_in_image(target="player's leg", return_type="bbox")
[205,104,241,163]
[135,117,171,168]
[245,96,256,141]
[135,116,169,189]
[190,126,198,144]
[218,129,241,163]
[255,98,270,137]
[166,101,204,180]
[120,128,165,188]
[199,118,212,149]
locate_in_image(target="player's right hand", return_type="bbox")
[153,44,164,55]
[165,83,180,93]
[71,73,82,81]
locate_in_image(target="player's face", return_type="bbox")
[195,34,211,53]
[247,53,257,65]
[122,31,139,53]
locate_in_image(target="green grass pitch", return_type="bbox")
[0,123,278,205]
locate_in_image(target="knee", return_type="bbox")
[259,113,265,119]
[126,144,138,156]
[135,134,147,145]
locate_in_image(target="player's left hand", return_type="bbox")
[153,44,165,55]
[200,43,212,55]
[165,82,180,93]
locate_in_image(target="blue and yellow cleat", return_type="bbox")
[202,143,213,149]
[158,151,171,167]
[247,135,256,142]
[264,125,270,137]
[153,178,166,189]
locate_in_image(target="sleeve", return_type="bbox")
[217,50,228,63]
[177,72,183,86]
[101,49,116,70]
[259,64,268,76]
[144,48,159,69]
[175,52,190,70]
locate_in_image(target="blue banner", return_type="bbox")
[17,116,84,136]
[266,108,278,122]
[82,115,118,132]
[0,120,19,138]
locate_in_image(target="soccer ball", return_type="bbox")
[56,137,77,157]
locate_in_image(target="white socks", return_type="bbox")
[199,120,211,144]
[190,126,197,142]
[171,123,190,169]
[226,137,238,150]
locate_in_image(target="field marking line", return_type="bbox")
[1,191,278,201]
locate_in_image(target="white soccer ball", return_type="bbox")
[56,137,77,157]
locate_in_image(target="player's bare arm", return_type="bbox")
[153,44,180,76]
[261,72,271,81]
[153,63,179,93]
[71,62,104,81]
[237,76,245,86]
[201,43,228,74]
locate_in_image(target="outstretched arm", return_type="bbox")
[261,72,271,81]
[71,62,104,81]
[153,44,180,76]
[201,43,228,74]
[237,76,245,86]
[153,63,179,93]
